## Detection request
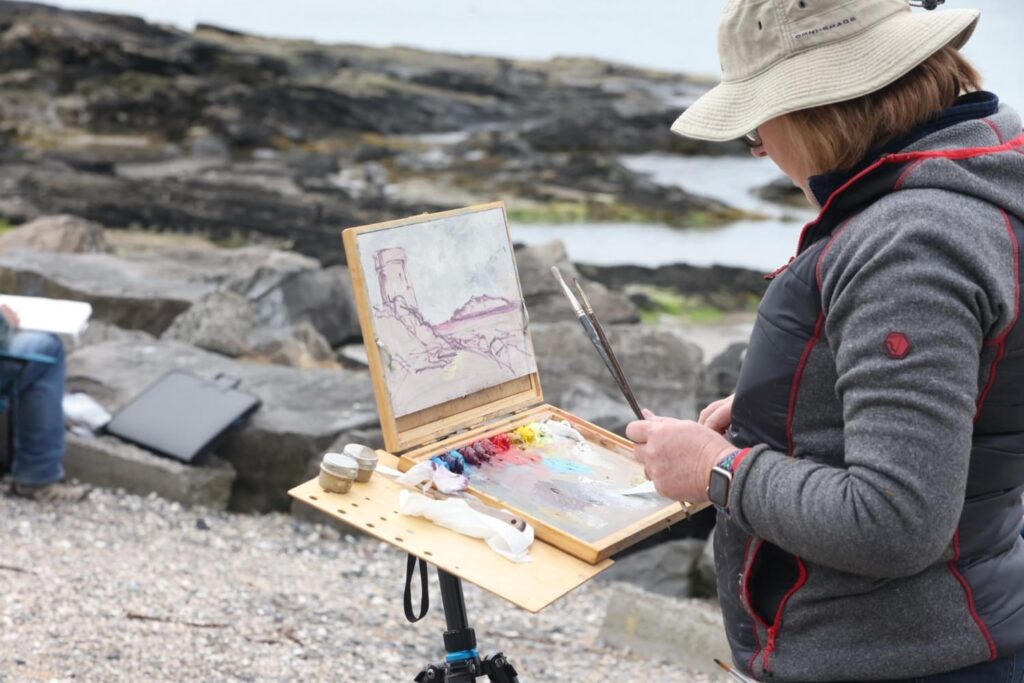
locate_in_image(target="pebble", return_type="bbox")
[0,486,718,681]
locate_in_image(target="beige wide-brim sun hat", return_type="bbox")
[672,0,980,142]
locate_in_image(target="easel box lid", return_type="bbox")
[343,202,543,453]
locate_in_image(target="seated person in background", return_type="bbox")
[0,305,88,502]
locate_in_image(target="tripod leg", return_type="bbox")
[481,653,519,682]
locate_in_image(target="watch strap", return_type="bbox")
[710,447,753,514]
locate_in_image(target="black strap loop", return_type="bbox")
[404,554,429,623]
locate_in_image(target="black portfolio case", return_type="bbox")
[104,370,261,464]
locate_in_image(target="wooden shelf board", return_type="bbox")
[288,452,613,614]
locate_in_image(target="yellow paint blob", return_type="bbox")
[513,425,537,446]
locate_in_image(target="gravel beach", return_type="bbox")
[0,487,718,682]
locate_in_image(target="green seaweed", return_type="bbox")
[633,286,729,325]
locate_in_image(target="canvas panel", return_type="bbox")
[353,205,538,418]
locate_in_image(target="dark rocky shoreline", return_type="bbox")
[0,1,761,264]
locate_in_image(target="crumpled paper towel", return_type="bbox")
[395,460,468,494]
[398,490,534,563]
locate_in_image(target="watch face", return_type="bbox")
[709,468,731,507]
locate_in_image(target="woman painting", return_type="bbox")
[625,0,1024,681]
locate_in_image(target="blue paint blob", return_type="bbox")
[432,451,467,474]
[543,458,593,476]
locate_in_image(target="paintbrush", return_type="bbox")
[714,659,757,683]
[573,277,644,420]
[551,266,644,420]
[551,266,614,368]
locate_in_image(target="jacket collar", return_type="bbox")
[807,91,1000,208]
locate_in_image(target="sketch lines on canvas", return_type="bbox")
[358,209,536,417]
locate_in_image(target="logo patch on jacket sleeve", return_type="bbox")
[884,332,911,359]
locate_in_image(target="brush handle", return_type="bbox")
[586,311,644,420]
[579,315,614,368]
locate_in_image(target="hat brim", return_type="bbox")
[671,8,980,142]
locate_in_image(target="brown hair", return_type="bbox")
[784,45,982,174]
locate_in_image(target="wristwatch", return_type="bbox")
[707,450,740,511]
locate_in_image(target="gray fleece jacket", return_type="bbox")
[718,105,1024,681]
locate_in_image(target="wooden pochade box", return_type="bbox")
[342,201,692,564]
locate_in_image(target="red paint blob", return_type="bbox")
[489,434,512,452]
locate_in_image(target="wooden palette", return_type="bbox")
[399,404,693,563]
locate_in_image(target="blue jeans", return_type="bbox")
[2,332,65,485]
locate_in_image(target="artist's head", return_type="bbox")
[672,0,982,206]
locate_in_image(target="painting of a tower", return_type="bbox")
[354,206,537,418]
[373,247,418,315]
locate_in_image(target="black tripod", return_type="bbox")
[413,568,520,682]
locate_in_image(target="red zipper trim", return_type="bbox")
[947,530,999,661]
[975,210,1020,420]
[742,538,768,676]
[761,557,809,672]
[785,314,826,457]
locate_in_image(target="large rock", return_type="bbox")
[68,320,156,353]
[698,342,747,412]
[578,262,769,312]
[756,176,809,207]
[532,321,703,434]
[63,433,236,509]
[162,290,255,357]
[66,339,378,512]
[248,322,339,368]
[598,583,731,678]
[0,214,112,254]
[0,244,359,346]
[598,538,705,598]
[515,240,638,324]
[239,265,361,347]
[0,249,208,334]
[692,526,719,600]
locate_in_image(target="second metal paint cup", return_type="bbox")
[344,443,379,482]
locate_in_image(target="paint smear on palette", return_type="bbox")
[465,427,672,544]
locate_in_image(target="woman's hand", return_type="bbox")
[626,408,736,503]
[698,394,734,435]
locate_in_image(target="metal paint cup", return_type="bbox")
[344,444,379,482]
[319,452,359,494]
